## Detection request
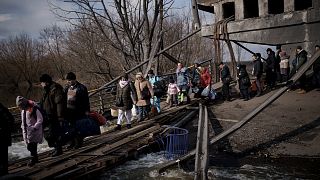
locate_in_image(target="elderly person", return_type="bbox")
[16,96,43,166]
[115,73,138,130]
[135,72,154,122]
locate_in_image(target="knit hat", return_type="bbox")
[121,73,128,80]
[66,72,76,80]
[279,51,290,60]
[147,69,154,75]
[296,46,303,50]
[39,74,52,83]
[136,72,143,79]
[16,96,29,109]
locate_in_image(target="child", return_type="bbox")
[16,96,43,166]
[167,77,180,107]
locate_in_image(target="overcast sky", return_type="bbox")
[0,0,191,40]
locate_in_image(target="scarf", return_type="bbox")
[119,80,129,88]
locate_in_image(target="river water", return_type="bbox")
[9,141,314,179]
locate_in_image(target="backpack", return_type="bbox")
[31,105,49,128]
[153,78,166,98]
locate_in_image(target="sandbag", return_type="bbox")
[75,117,101,137]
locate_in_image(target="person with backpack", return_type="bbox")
[114,73,138,130]
[0,103,14,175]
[39,74,65,157]
[16,96,43,166]
[64,72,90,148]
[176,63,191,105]
[134,72,154,122]
[147,69,162,113]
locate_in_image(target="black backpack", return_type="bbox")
[153,78,166,98]
[31,105,49,128]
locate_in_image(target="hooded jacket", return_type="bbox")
[116,80,137,110]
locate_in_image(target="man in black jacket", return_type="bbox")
[265,48,276,89]
[252,53,263,97]
[0,103,14,176]
[64,72,90,148]
[219,62,231,101]
[292,46,308,94]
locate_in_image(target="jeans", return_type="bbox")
[150,96,161,113]
[222,82,230,100]
[137,106,149,121]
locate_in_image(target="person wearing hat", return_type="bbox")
[279,51,290,82]
[219,62,232,101]
[176,63,191,105]
[134,72,154,122]
[39,74,65,156]
[64,72,90,148]
[252,53,263,97]
[114,73,138,130]
[147,69,162,113]
[265,48,276,89]
[0,103,14,175]
[16,96,43,166]
[291,46,308,94]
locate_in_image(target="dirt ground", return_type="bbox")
[208,88,320,158]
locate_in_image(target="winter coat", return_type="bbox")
[190,67,201,86]
[21,104,43,144]
[238,65,250,90]
[221,65,231,83]
[0,103,14,146]
[116,81,137,111]
[280,58,289,69]
[167,83,180,95]
[176,67,189,86]
[253,59,263,77]
[292,50,308,73]
[266,51,276,70]
[200,68,211,88]
[64,81,90,119]
[135,79,154,107]
[41,81,65,123]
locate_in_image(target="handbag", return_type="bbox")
[139,82,151,100]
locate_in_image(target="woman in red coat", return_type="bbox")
[200,67,211,88]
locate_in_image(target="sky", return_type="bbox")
[0,0,190,40]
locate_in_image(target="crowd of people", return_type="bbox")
[0,44,319,175]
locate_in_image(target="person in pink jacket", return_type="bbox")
[167,76,180,107]
[16,96,43,166]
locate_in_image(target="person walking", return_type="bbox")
[39,74,65,157]
[135,72,154,122]
[167,76,180,107]
[265,48,276,89]
[190,61,201,98]
[0,103,14,175]
[64,72,90,148]
[16,96,43,166]
[147,70,161,113]
[279,51,290,82]
[237,65,251,101]
[219,62,231,101]
[252,53,264,97]
[291,46,308,94]
[176,63,191,105]
[114,73,137,130]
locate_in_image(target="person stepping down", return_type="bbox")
[115,73,138,131]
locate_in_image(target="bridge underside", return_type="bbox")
[200,0,320,54]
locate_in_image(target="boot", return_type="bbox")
[126,124,132,129]
[114,124,121,131]
[51,147,63,157]
[28,156,38,167]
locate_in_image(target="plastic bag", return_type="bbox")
[201,86,210,96]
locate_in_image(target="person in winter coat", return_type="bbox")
[291,46,308,94]
[200,67,211,88]
[0,103,14,175]
[279,51,290,82]
[237,65,250,101]
[167,76,180,107]
[190,61,201,98]
[265,48,276,89]
[147,69,161,113]
[39,74,65,157]
[16,96,43,166]
[176,63,191,105]
[219,62,231,101]
[275,45,282,82]
[64,72,90,149]
[115,73,138,130]
[252,53,264,97]
[135,72,154,122]
[312,45,320,88]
